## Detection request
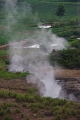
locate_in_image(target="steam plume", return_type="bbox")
[9,29,68,97]
[5,0,69,98]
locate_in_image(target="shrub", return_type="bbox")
[0,90,9,98]
[16,94,26,102]
[0,59,7,71]
[5,115,10,120]
[55,114,61,120]
[50,49,80,69]
[25,94,35,103]
[27,87,37,94]
[34,94,42,102]
[9,91,18,98]
[25,117,30,120]
[22,103,27,108]
[0,50,7,57]
[3,103,12,109]
[6,108,11,114]
[70,40,80,49]
[0,108,5,116]
[31,106,39,113]
[15,108,21,113]
[65,103,71,108]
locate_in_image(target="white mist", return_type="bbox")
[9,29,68,98]
[5,0,68,98]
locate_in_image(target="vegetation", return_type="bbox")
[0,0,80,119]
[50,49,80,69]
[0,0,80,45]
[0,89,80,119]
[55,5,65,18]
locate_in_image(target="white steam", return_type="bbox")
[5,0,68,98]
[5,0,18,31]
[9,29,68,98]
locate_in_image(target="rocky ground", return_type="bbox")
[54,68,80,101]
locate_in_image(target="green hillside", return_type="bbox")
[0,0,80,22]
[0,0,80,45]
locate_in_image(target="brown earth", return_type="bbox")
[54,68,80,79]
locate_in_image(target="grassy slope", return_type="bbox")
[0,1,80,45]
[27,1,79,21]
[0,1,79,22]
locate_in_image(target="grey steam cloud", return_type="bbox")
[9,29,68,98]
[5,0,69,98]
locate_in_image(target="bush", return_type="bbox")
[16,94,26,102]
[25,94,35,103]
[70,40,80,49]
[0,90,9,98]
[25,117,30,120]
[6,108,11,114]
[55,114,61,120]
[0,59,7,71]
[15,108,21,113]
[50,49,80,69]
[0,108,5,116]
[27,87,37,94]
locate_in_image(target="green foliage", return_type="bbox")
[0,89,80,119]
[9,91,17,98]
[25,94,35,103]
[55,5,65,17]
[3,103,12,109]
[27,87,38,94]
[5,115,10,120]
[22,103,27,107]
[70,40,80,49]
[0,71,29,80]
[0,90,9,98]
[30,106,39,113]
[15,108,21,113]
[50,49,80,69]
[0,50,8,56]
[55,114,61,120]
[6,108,11,114]
[25,117,30,120]
[16,94,26,102]
[0,59,7,71]
[0,108,5,116]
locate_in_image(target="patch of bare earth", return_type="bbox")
[54,68,80,79]
[54,68,80,101]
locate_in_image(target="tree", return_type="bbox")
[55,5,65,17]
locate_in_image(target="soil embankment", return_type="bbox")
[54,68,80,100]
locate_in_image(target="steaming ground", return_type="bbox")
[5,0,76,99]
[9,29,69,98]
